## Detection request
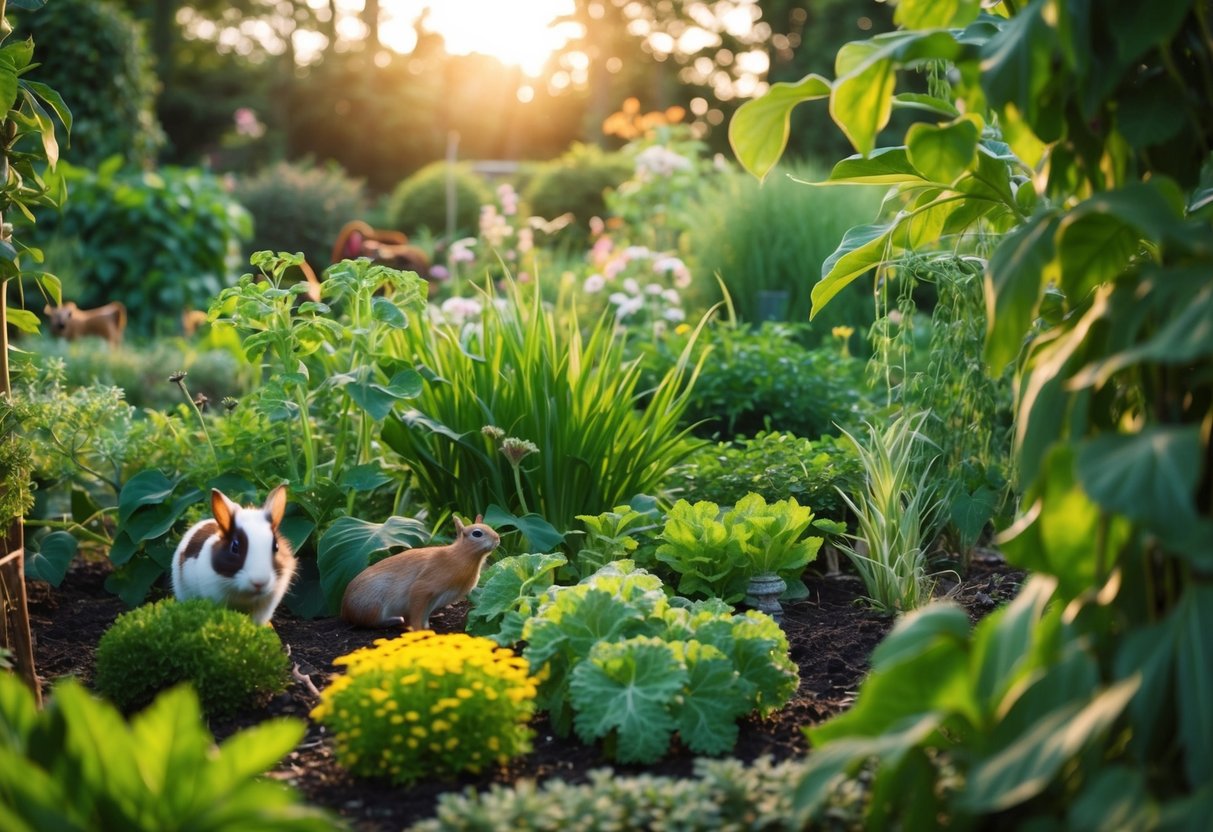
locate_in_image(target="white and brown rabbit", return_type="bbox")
[170,485,297,625]
[341,515,499,630]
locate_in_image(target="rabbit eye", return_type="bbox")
[230,539,240,554]
[272,539,279,553]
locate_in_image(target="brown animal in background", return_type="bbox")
[182,309,209,337]
[341,515,500,630]
[331,220,431,279]
[44,301,127,347]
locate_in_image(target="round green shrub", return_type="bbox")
[387,162,491,239]
[234,160,367,271]
[14,0,163,167]
[523,143,633,246]
[94,598,290,717]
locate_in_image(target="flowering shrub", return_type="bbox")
[311,632,538,784]
[580,233,691,333]
[447,182,573,288]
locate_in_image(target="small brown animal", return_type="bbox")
[182,309,209,337]
[341,515,500,630]
[44,301,127,346]
[331,219,431,280]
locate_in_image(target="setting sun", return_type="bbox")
[379,0,579,76]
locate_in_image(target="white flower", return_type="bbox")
[634,145,693,178]
[645,282,664,295]
[663,307,686,322]
[608,291,630,305]
[623,277,640,295]
[653,255,692,288]
[584,274,606,293]
[662,288,681,304]
[614,295,645,319]
[441,296,483,324]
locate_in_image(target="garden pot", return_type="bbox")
[755,289,790,322]
[746,572,788,622]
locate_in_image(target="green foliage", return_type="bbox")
[732,0,1213,825]
[635,321,874,439]
[315,515,429,616]
[0,674,339,831]
[0,395,34,528]
[466,552,568,645]
[523,142,633,247]
[28,160,252,334]
[521,561,798,762]
[687,162,883,331]
[668,431,862,524]
[310,632,537,784]
[655,494,822,603]
[413,757,823,832]
[835,414,945,613]
[234,161,367,271]
[93,598,291,718]
[387,161,490,239]
[568,498,662,582]
[868,254,1014,557]
[381,280,706,540]
[14,0,162,168]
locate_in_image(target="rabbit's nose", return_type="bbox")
[251,579,268,592]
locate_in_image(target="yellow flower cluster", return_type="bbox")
[310,631,538,785]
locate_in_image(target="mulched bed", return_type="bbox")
[26,553,1023,831]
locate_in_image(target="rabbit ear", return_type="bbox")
[474,514,484,524]
[263,484,288,529]
[211,489,237,534]
[453,515,466,535]
[44,304,52,314]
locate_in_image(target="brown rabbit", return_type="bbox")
[341,515,500,630]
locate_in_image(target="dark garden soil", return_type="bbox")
[26,553,1023,831]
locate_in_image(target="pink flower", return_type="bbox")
[583,274,606,293]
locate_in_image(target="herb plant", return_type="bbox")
[94,598,290,717]
[521,561,798,763]
[667,430,862,524]
[0,674,338,831]
[654,494,824,603]
[834,413,946,613]
[465,552,568,645]
[311,632,538,784]
[382,280,707,543]
[731,0,1213,824]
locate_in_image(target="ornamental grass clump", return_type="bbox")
[93,598,290,717]
[311,632,538,784]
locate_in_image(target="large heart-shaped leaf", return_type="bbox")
[1075,426,1202,525]
[315,515,430,614]
[117,470,175,526]
[24,531,78,586]
[729,73,831,181]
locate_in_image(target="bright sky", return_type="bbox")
[374,0,579,76]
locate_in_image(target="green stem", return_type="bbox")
[511,463,530,516]
[23,517,112,546]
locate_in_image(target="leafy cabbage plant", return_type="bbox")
[655,494,825,603]
[521,561,798,763]
[466,552,568,645]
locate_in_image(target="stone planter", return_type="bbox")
[746,572,788,623]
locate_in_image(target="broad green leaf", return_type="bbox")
[1056,212,1139,296]
[730,613,799,713]
[1106,1,1190,65]
[483,504,565,552]
[1068,766,1155,832]
[370,295,409,328]
[21,80,72,135]
[949,485,997,550]
[980,0,1058,134]
[121,490,200,544]
[906,117,980,184]
[0,672,38,748]
[825,147,932,185]
[569,637,687,763]
[677,642,747,755]
[893,92,960,118]
[338,463,394,492]
[1116,617,1178,764]
[128,685,211,817]
[315,515,430,614]
[962,676,1140,812]
[0,64,17,115]
[104,556,166,607]
[208,718,306,793]
[969,575,1060,712]
[117,470,175,525]
[831,52,896,156]
[1176,585,1213,788]
[466,552,567,643]
[895,0,980,29]
[334,367,423,421]
[984,212,1060,371]
[1075,426,1202,525]
[24,531,77,586]
[21,90,59,167]
[870,603,971,669]
[4,308,39,334]
[812,222,898,319]
[728,73,831,181]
